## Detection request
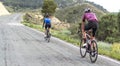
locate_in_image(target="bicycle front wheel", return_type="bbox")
[89,40,98,63]
[80,38,87,58]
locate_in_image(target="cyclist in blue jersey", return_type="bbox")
[43,14,51,37]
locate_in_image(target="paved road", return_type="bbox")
[0,14,120,66]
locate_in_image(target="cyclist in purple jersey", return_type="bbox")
[81,8,98,42]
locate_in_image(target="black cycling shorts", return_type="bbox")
[84,21,98,37]
[45,24,51,29]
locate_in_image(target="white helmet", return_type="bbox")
[84,8,91,13]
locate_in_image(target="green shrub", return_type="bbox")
[98,42,120,60]
[106,37,115,43]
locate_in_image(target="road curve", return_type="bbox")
[0,14,120,66]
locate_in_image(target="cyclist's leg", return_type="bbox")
[92,28,96,40]
[83,23,92,44]
[91,22,98,40]
[45,24,47,35]
[48,24,51,34]
[84,22,92,38]
[90,22,98,55]
[84,22,94,49]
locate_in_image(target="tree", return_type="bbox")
[118,11,120,32]
[97,14,119,43]
[41,0,57,15]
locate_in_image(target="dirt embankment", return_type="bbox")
[0,2,10,16]
[25,13,70,30]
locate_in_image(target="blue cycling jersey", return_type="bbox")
[44,18,51,24]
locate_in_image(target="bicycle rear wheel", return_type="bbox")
[47,33,51,42]
[47,35,50,42]
[89,40,98,63]
[47,37,50,42]
[80,38,87,58]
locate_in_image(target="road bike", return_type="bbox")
[44,28,51,42]
[78,30,98,63]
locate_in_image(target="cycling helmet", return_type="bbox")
[45,13,49,18]
[84,8,91,13]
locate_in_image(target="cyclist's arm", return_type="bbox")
[42,18,45,28]
[81,14,86,33]
[81,21,85,32]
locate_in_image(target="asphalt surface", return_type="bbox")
[0,14,120,66]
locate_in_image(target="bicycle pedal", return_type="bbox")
[91,53,96,57]
[86,50,90,53]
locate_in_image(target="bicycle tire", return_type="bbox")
[47,34,50,42]
[89,40,98,63]
[45,29,50,42]
[80,38,87,58]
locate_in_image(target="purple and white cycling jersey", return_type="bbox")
[82,12,98,22]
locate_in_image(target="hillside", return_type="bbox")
[0,0,108,13]
[85,1,108,13]
[55,3,106,23]
[55,0,84,8]
[0,2,10,16]
[1,0,80,9]
[1,0,43,8]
